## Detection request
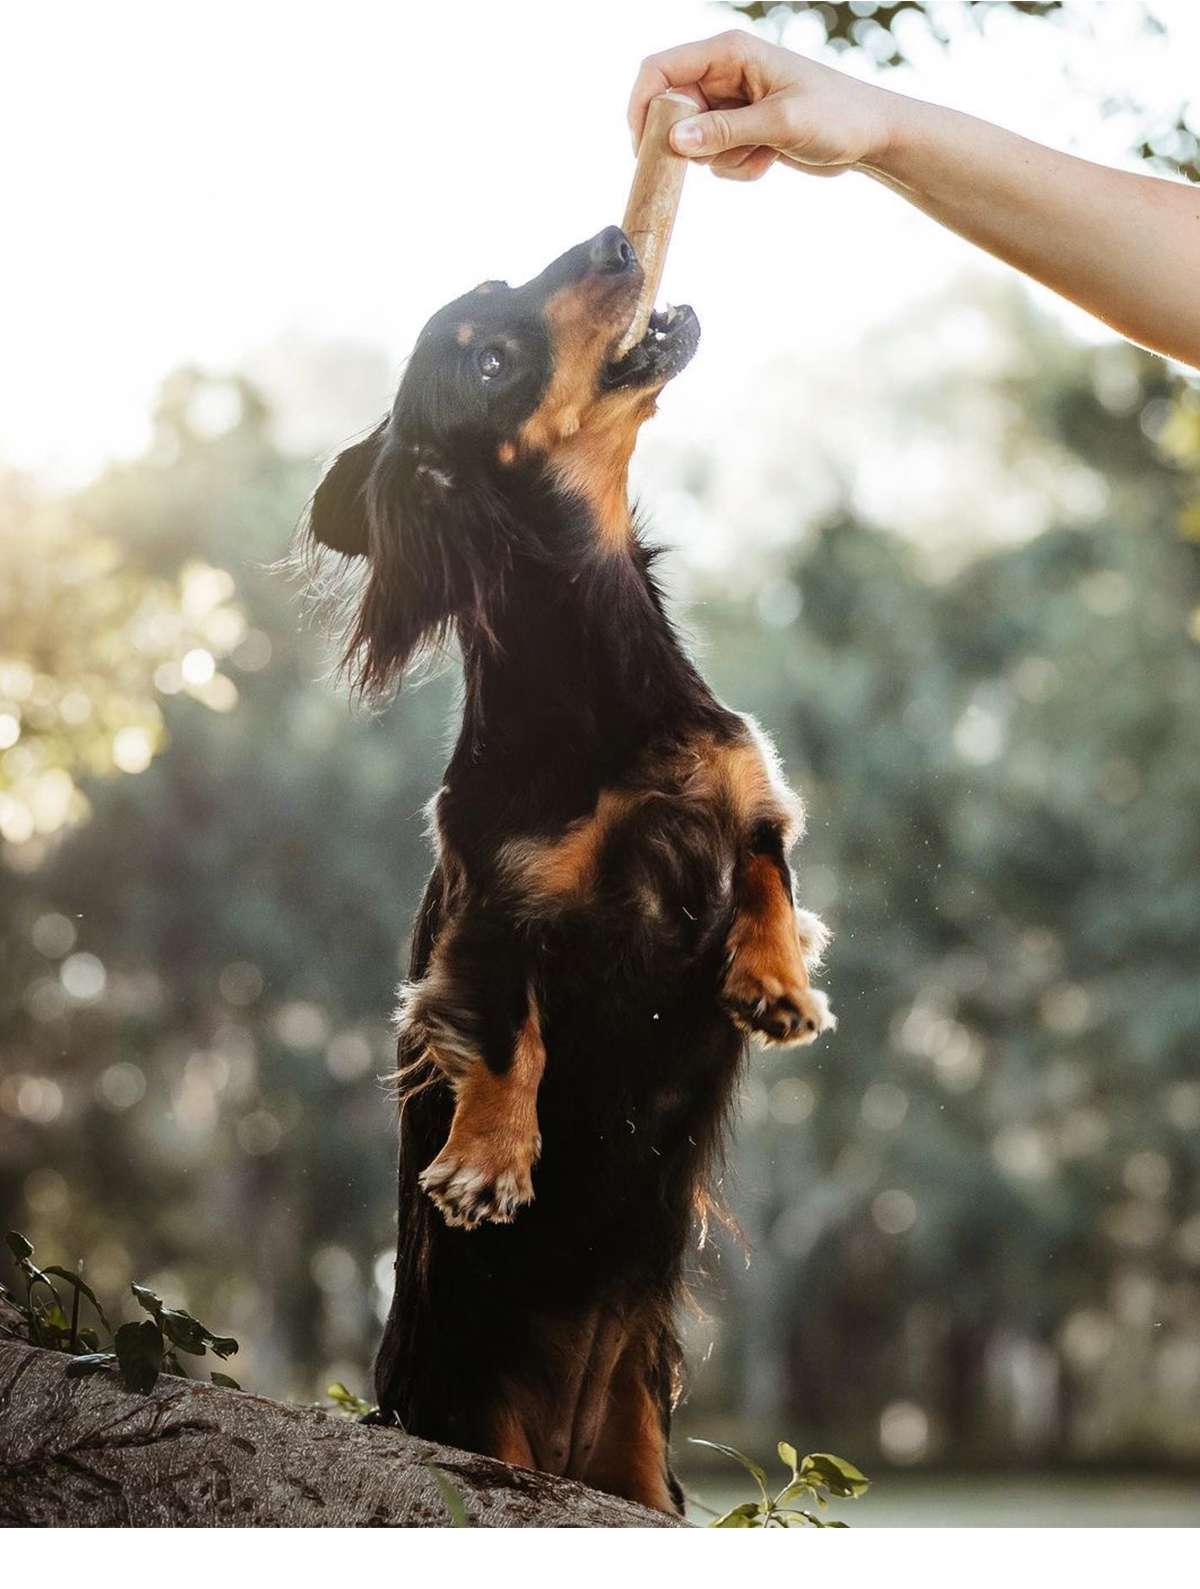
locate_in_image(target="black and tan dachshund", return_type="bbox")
[307,225,835,1515]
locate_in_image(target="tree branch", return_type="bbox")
[0,1337,685,1528]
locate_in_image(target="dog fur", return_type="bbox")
[307,227,834,1514]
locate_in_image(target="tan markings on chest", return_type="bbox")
[496,726,802,914]
[498,787,642,909]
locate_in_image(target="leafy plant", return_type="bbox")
[324,1380,375,1418]
[3,1229,239,1395]
[2,1230,109,1355]
[691,1438,869,1528]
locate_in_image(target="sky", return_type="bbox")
[3,0,1197,499]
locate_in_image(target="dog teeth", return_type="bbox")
[644,305,683,345]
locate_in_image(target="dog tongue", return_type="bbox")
[614,92,694,360]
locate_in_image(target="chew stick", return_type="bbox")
[615,90,695,358]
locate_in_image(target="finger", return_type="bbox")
[670,101,778,158]
[709,144,766,172]
[626,60,694,151]
[625,78,707,155]
[713,147,777,183]
[626,30,759,149]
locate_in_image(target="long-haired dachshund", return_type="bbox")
[307,226,835,1515]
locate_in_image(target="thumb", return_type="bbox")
[670,104,771,158]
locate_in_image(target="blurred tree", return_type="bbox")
[0,475,242,856]
[677,299,1200,1466]
[733,0,1061,58]
[0,372,451,1391]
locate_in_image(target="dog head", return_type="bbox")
[308,227,699,694]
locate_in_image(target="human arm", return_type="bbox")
[628,30,1200,368]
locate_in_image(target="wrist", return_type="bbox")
[864,89,940,186]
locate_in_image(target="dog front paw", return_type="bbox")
[419,1135,541,1230]
[722,967,836,1047]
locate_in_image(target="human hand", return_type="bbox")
[627,29,900,181]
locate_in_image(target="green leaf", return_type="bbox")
[799,1452,870,1499]
[777,1479,818,1508]
[160,1308,209,1356]
[40,1302,71,1332]
[425,1464,471,1527]
[114,1319,163,1394]
[43,1267,111,1332]
[65,1352,116,1377]
[688,1438,770,1500]
[5,1231,34,1262]
[775,1508,828,1528]
[211,1372,241,1390]
[326,1381,373,1416]
[777,1440,799,1480]
[130,1283,163,1319]
[19,1258,65,1342]
[774,1511,848,1527]
[128,1285,235,1359]
[710,1502,762,1528]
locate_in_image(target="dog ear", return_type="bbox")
[309,420,389,557]
[343,436,491,698]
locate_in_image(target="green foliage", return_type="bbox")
[130,1280,239,1360]
[324,1380,376,1418]
[112,1318,167,1394]
[3,1229,238,1396]
[0,369,431,1397]
[692,1438,868,1527]
[4,1228,106,1354]
[0,476,245,851]
[732,0,1061,61]
[679,320,1200,1464]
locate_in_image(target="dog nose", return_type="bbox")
[590,226,636,274]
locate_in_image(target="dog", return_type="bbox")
[307,226,835,1515]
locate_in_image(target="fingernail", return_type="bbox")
[673,120,702,152]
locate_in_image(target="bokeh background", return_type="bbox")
[3,0,1199,1525]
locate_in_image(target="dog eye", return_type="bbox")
[477,346,505,381]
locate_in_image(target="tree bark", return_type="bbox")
[0,1337,685,1528]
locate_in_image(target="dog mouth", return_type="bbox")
[603,303,701,391]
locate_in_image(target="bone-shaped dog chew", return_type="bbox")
[614,90,696,359]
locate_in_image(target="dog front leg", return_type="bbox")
[419,992,546,1228]
[721,824,835,1046]
[399,914,545,1228]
